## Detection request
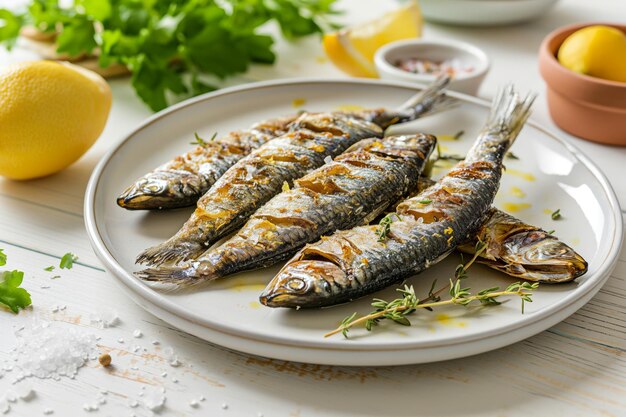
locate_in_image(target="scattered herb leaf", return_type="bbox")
[547,229,555,235]
[0,249,6,266]
[506,151,520,160]
[44,266,55,272]
[0,270,32,313]
[551,209,562,220]
[418,199,432,204]
[59,253,78,269]
[453,130,465,140]
[375,213,400,242]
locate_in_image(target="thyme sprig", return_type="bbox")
[326,281,538,338]
[190,132,218,146]
[326,240,539,338]
[375,213,401,242]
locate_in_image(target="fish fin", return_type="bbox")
[136,239,205,266]
[134,264,217,288]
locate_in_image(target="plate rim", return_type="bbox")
[84,77,624,352]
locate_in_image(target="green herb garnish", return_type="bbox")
[0,1,340,111]
[59,253,78,269]
[453,130,465,140]
[0,270,32,313]
[190,132,217,146]
[0,249,6,267]
[326,240,538,339]
[506,151,520,160]
[418,199,432,204]
[375,213,400,242]
[44,266,55,272]
[551,209,562,220]
[546,229,555,235]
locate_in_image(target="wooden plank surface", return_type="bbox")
[1,1,625,416]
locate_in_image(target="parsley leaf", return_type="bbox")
[44,266,55,272]
[59,253,78,269]
[0,0,339,111]
[0,249,6,267]
[0,270,32,313]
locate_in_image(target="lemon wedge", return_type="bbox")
[323,1,422,78]
[558,25,626,83]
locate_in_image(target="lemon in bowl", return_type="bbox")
[558,25,626,83]
[0,61,112,180]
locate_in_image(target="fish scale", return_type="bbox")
[260,85,536,308]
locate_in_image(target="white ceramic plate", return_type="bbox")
[85,79,622,366]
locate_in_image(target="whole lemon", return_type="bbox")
[0,61,112,180]
[558,25,626,83]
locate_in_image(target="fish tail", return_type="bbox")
[135,239,205,266]
[396,75,457,122]
[485,85,536,147]
[134,263,217,288]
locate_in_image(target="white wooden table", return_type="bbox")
[1,1,625,416]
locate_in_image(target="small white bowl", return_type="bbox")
[374,39,490,96]
[420,0,560,27]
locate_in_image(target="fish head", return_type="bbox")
[260,260,347,308]
[117,171,203,210]
[485,230,588,283]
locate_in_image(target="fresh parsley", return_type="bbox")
[551,209,562,220]
[0,249,6,267]
[0,270,32,313]
[59,253,78,269]
[0,0,340,111]
[44,265,55,272]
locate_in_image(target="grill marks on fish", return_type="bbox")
[260,85,535,308]
[136,113,384,266]
[117,116,297,210]
[135,134,436,285]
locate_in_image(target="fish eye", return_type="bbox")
[285,278,306,291]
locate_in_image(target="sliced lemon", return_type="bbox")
[323,1,422,78]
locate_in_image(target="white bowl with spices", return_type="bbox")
[374,39,490,95]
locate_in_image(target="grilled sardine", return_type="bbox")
[260,85,535,308]
[137,77,455,266]
[136,134,437,285]
[117,115,296,210]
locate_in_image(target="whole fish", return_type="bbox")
[260,85,535,308]
[136,134,437,285]
[406,177,588,283]
[137,76,455,266]
[117,115,297,210]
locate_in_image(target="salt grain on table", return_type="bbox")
[11,321,96,380]
[133,329,142,338]
[43,408,53,415]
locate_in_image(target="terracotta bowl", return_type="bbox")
[539,23,626,146]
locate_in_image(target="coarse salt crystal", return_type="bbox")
[118,338,124,344]
[132,330,142,338]
[0,399,9,414]
[199,396,205,402]
[161,372,167,378]
[221,403,228,410]
[4,392,16,403]
[143,388,166,412]
[151,340,159,345]
[43,408,53,415]
[15,383,35,401]
[190,399,199,408]
[10,320,96,381]
[129,400,138,408]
